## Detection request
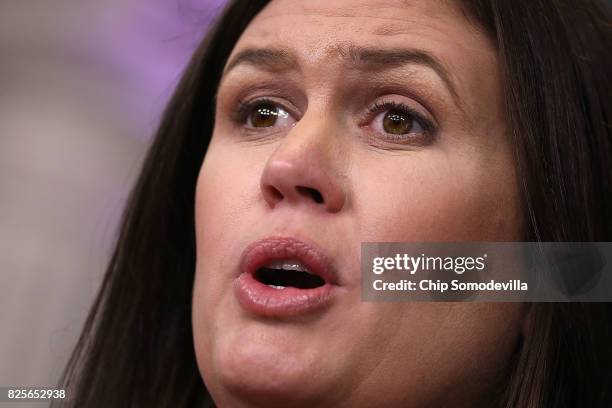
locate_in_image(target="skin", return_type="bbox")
[193,0,525,406]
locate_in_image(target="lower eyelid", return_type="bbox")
[366,110,430,134]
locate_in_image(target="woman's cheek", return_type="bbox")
[354,150,520,242]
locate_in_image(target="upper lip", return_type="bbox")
[239,235,339,286]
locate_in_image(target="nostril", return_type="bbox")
[265,185,284,202]
[296,186,324,204]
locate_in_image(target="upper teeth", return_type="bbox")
[264,259,312,274]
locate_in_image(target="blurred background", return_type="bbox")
[0,0,225,404]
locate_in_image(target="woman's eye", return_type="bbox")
[374,109,424,136]
[246,103,295,129]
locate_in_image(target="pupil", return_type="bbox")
[383,110,412,134]
[251,104,278,127]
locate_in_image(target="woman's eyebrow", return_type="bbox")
[346,46,459,102]
[223,45,460,105]
[223,48,298,76]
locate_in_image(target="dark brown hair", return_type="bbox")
[54,1,612,407]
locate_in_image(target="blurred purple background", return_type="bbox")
[0,0,225,397]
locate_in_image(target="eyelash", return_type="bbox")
[366,100,437,135]
[230,97,438,141]
[232,97,284,124]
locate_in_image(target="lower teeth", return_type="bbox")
[267,284,285,290]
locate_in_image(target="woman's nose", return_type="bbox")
[259,120,347,213]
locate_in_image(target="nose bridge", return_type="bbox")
[259,111,349,213]
[283,112,345,169]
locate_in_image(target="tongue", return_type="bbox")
[256,267,326,289]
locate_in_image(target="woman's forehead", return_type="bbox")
[230,0,501,127]
[256,0,462,19]
[246,0,471,37]
[234,0,495,74]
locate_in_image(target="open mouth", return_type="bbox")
[235,236,339,316]
[254,260,326,290]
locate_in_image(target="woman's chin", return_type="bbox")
[205,330,333,407]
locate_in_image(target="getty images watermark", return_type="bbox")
[361,243,612,302]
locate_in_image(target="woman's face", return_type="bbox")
[193,0,524,406]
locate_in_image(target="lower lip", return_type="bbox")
[234,272,338,317]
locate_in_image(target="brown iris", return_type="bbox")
[249,104,279,127]
[382,110,413,135]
